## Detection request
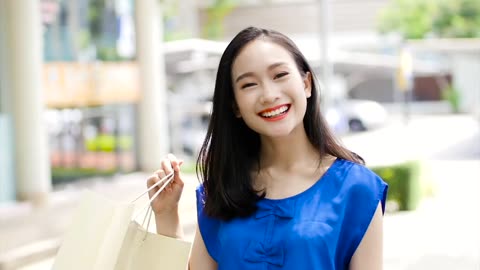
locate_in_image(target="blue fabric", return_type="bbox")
[196,158,388,270]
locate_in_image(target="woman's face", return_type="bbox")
[231,39,311,138]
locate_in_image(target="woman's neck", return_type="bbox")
[258,126,320,172]
[253,126,335,198]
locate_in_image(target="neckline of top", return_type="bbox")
[259,158,344,203]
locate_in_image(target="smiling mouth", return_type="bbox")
[258,105,290,118]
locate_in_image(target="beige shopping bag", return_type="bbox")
[53,173,191,270]
[114,221,191,270]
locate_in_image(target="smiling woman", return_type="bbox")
[230,39,311,137]
[145,27,388,270]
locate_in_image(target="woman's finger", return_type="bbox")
[147,173,160,188]
[155,169,166,179]
[146,174,160,198]
[161,158,173,175]
[167,154,185,185]
[167,153,182,172]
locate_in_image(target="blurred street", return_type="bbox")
[342,114,480,165]
[2,1,480,269]
[0,113,479,270]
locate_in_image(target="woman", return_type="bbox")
[147,26,388,270]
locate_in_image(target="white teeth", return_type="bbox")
[261,105,289,118]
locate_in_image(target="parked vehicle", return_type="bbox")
[325,99,388,134]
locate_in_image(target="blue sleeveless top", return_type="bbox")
[196,158,388,270]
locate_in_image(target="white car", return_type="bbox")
[325,99,388,133]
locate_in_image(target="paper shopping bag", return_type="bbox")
[53,189,192,270]
[53,191,134,270]
[114,221,191,270]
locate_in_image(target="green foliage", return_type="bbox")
[180,161,198,174]
[85,135,133,152]
[202,0,238,39]
[75,30,92,50]
[441,85,462,113]
[370,161,422,211]
[377,0,480,39]
[377,0,436,39]
[86,0,130,61]
[164,30,191,41]
[433,0,480,38]
[52,167,116,185]
[162,0,185,41]
[96,47,126,61]
[88,0,105,42]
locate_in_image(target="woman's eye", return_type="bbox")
[274,72,289,79]
[241,83,256,89]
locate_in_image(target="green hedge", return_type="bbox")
[370,161,422,211]
[85,135,134,152]
[52,167,116,185]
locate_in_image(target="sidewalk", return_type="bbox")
[1,160,479,270]
[383,160,480,270]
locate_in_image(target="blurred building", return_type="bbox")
[198,0,391,39]
[168,0,476,112]
[195,0,461,108]
[0,0,170,205]
[408,39,480,116]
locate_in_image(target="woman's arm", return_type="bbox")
[154,208,184,239]
[349,202,384,270]
[189,225,218,270]
[147,155,217,269]
[147,154,185,238]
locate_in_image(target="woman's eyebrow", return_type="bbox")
[235,72,254,83]
[235,62,288,83]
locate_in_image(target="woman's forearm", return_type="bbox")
[154,208,185,239]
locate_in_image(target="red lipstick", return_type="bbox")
[258,104,290,122]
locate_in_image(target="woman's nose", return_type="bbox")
[259,83,280,104]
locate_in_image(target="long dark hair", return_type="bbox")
[197,26,363,220]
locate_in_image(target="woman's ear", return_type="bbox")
[304,72,312,98]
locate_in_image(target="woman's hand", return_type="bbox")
[146,153,185,216]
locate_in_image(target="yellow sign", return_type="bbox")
[396,47,413,92]
[43,62,140,108]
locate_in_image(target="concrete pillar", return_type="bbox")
[451,53,480,115]
[135,0,170,172]
[0,2,16,203]
[0,1,10,114]
[2,1,51,203]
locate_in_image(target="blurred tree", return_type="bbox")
[86,0,191,59]
[163,0,193,41]
[377,0,480,39]
[87,0,125,61]
[88,0,105,44]
[432,0,480,38]
[202,0,238,39]
[377,0,436,39]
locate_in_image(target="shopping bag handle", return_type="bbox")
[132,172,174,222]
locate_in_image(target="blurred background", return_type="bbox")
[0,0,479,269]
